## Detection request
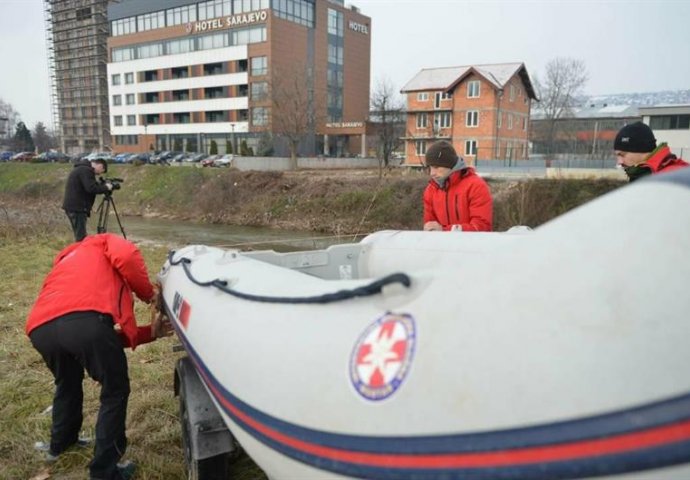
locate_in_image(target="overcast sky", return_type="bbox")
[1,0,688,130]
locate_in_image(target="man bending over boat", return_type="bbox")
[422,140,493,232]
[26,234,171,480]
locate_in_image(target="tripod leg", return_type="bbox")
[108,196,127,239]
[96,196,111,234]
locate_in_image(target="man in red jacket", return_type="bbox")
[26,234,170,480]
[614,121,688,182]
[422,140,493,232]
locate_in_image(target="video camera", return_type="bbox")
[99,177,124,191]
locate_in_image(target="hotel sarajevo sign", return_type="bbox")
[187,10,268,34]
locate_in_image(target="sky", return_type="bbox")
[0,0,689,130]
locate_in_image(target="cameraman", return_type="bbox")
[62,159,113,241]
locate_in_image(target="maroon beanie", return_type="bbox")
[425,141,458,169]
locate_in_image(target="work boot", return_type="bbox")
[34,436,92,462]
[89,460,137,480]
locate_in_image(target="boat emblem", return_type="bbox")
[172,291,191,329]
[350,313,416,401]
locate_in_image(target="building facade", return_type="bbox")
[639,104,690,158]
[106,0,370,156]
[530,104,640,158]
[45,0,111,154]
[400,63,536,166]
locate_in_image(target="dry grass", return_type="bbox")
[0,225,266,479]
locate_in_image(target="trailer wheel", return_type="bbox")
[179,374,230,480]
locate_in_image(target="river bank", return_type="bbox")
[0,163,625,237]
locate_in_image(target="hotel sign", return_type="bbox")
[187,10,268,34]
[326,122,364,129]
[348,20,368,35]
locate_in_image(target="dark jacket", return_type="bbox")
[62,160,109,213]
[423,168,493,231]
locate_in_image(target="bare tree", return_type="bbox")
[534,58,588,156]
[0,98,21,140]
[271,64,322,170]
[370,77,405,176]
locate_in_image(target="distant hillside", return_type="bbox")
[581,90,690,107]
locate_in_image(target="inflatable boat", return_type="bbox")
[159,169,690,479]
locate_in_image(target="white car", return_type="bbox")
[213,154,234,167]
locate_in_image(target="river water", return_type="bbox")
[118,215,360,252]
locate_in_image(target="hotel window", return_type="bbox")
[138,43,163,59]
[126,115,136,126]
[417,92,429,101]
[145,114,160,125]
[172,67,189,79]
[203,63,224,75]
[438,112,452,128]
[199,0,231,20]
[467,80,480,98]
[328,44,343,65]
[166,5,197,26]
[136,11,165,32]
[465,140,477,156]
[111,17,136,36]
[251,82,268,100]
[143,70,158,82]
[173,90,190,101]
[144,92,159,103]
[507,114,513,130]
[168,38,194,55]
[199,32,229,50]
[234,0,269,13]
[466,110,478,127]
[415,140,426,156]
[416,112,428,129]
[206,111,226,123]
[250,56,267,75]
[328,8,344,36]
[204,87,224,99]
[111,74,121,86]
[274,0,314,27]
[125,73,134,84]
[173,112,191,123]
[112,95,122,106]
[252,107,269,126]
[113,116,123,126]
[125,94,135,105]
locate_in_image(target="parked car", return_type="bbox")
[213,154,234,167]
[172,152,188,162]
[85,151,112,161]
[201,155,220,167]
[112,153,131,163]
[187,153,208,163]
[0,151,15,161]
[11,151,35,162]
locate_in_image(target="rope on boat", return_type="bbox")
[167,251,411,304]
[215,232,371,250]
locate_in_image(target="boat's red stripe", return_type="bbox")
[202,373,690,468]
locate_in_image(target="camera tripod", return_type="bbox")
[95,192,127,238]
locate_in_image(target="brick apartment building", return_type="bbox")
[401,63,536,166]
[106,0,371,156]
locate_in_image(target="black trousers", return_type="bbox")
[65,211,88,242]
[30,311,130,480]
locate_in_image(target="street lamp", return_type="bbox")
[230,123,237,155]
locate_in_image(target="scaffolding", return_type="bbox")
[44,0,112,154]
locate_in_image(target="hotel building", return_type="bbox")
[401,63,537,165]
[106,0,371,156]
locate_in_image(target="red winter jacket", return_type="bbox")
[643,144,689,174]
[26,234,156,349]
[423,168,493,231]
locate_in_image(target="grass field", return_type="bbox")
[0,227,266,480]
